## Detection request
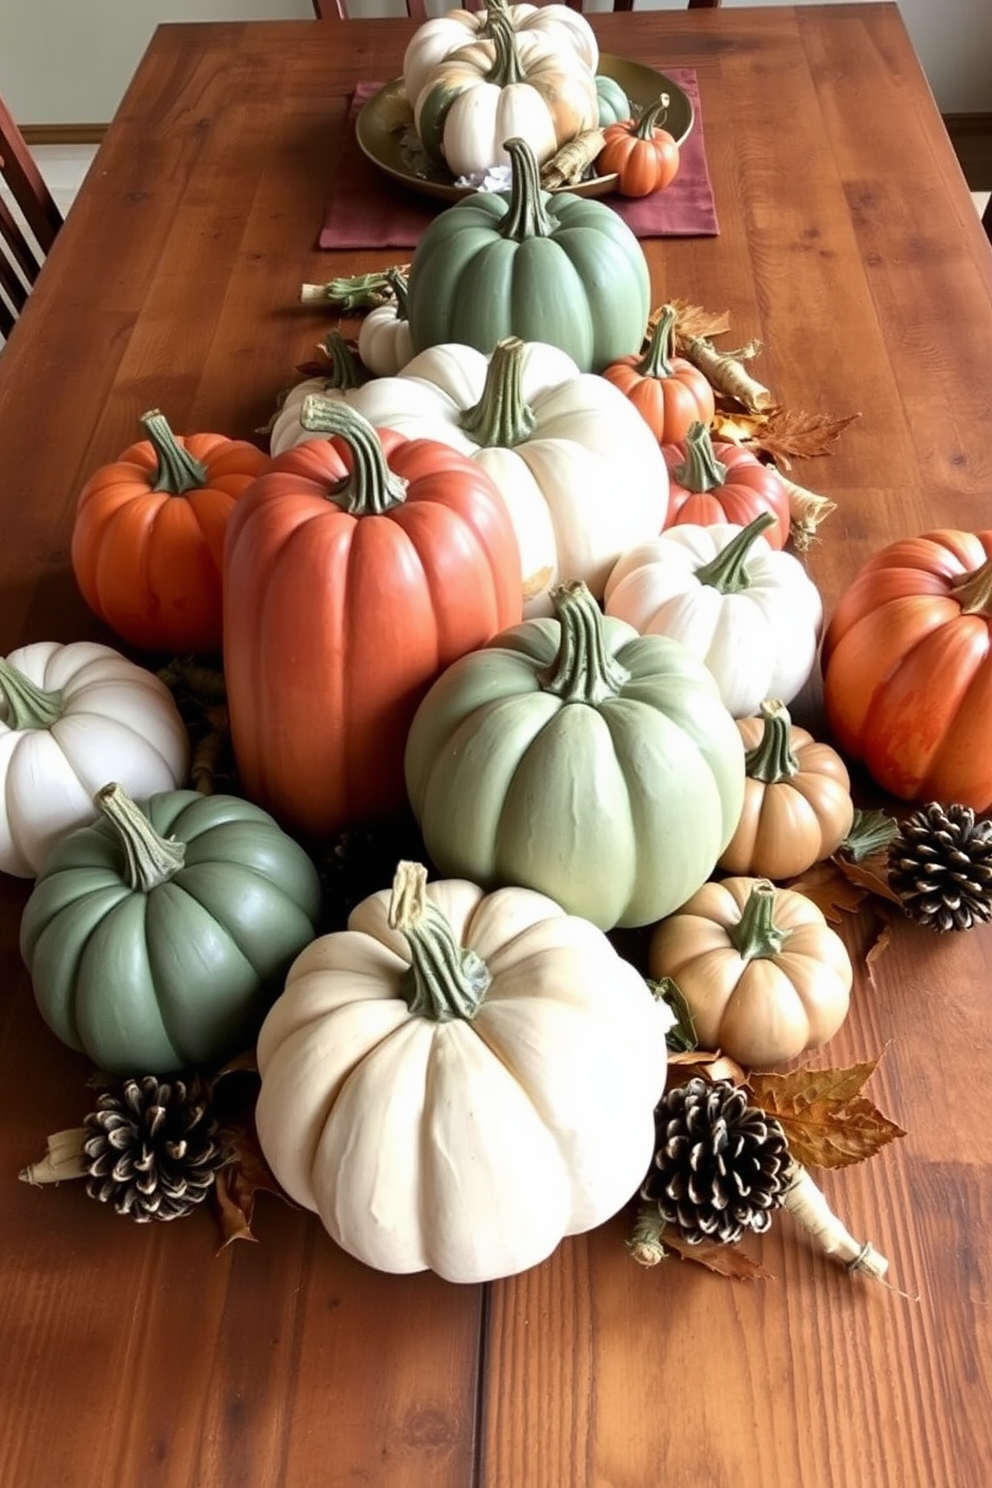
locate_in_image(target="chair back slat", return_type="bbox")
[0,95,62,256]
[312,0,721,16]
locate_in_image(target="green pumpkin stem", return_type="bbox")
[482,0,510,29]
[726,879,790,961]
[540,581,630,705]
[460,338,537,448]
[500,137,557,241]
[389,861,492,1022]
[626,1200,669,1267]
[487,14,526,87]
[638,305,678,379]
[140,409,209,495]
[838,807,899,863]
[951,557,992,616]
[298,398,408,513]
[634,95,671,141]
[319,329,367,390]
[674,420,727,493]
[95,783,187,893]
[386,267,409,322]
[694,512,776,593]
[0,657,64,729]
[745,699,799,783]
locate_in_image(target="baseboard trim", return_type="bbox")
[20,124,108,146]
[943,111,992,189]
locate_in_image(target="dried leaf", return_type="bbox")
[747,407,861,468]
[788,861,868,923]
[652,299,732,345]
[747,1058,907,1169]
[208,1055,294,1249]
[661,1230,775,1280]
[667,1049,749,1087]
[864,912,893,987]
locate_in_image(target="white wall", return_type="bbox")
[0,0,989,125]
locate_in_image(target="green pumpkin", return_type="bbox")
[20,784,322,1074]
[595,74,632,128]
[405,136,650,374]
[404,582,745,930]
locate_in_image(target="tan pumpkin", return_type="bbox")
[648,876,852,1067]
[718,699,854,880]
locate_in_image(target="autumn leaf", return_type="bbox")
[832,849,903,907]
[865,913,893,986]
[651,298,732,344]
[788,861,869,923]
[208,1054,294,1249]
[746,1057,906,1170]
[667,1049,749,1088]
[661,1230,775,1281]
[747,407,861,467]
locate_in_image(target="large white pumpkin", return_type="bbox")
[302,337,670,614]
[0,640,190,876]
[255,863,669,1284]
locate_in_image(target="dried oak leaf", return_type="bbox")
[661,1230,775,1281]
[746,1057,906,1170]
[650,298,732,345]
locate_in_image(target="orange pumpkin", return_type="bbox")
[602,304,715,445]
[822,528,992,808]
[223,401,522,837]
[598,96,681,198]
[663,421,792,549]
[71,409,269,653]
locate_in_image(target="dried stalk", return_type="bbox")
[781,1162,888,1279]
[775,468,838,550]
[298,266,410,311]
[683,335,773,412]
[540,129,606,189]
[20,1128,88,1185]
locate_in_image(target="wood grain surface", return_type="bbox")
[1,8,990,1487]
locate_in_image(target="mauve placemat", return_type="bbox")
[319,67,717,251]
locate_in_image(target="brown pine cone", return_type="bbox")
[887,801,992,932]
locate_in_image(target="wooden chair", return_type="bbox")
[312,1,721,19]
[0,91,63,339]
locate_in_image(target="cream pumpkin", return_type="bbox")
[255,863,669,1283]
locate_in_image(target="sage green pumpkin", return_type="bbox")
[405,136,650,374]
[20,784,322,1074]
[595,74,632,128]
[404,581,745,930]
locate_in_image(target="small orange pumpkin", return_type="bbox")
[602,304,715,445]
[71,409,269,654]
[598,96,681,198]
[718,699,855,880]
[664,421,792,550]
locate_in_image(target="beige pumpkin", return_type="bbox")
[718,698,855,880]
[255,862,669,1283]
[648,876,852,1067]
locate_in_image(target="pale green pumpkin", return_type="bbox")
[595,74,632,128]
[405,136,650,374]
[20,784,322,1074]
[404,581,745,930]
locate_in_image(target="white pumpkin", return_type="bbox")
[403,0,599,110]
[303,336,669,613]
[356,274,414,378]
[255,862,669,1285]
[0,640,190,876]
[414,22,598,178]
[268,330,368,457]
[604,515,823,717]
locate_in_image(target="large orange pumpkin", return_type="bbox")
[822,528,992,807]
[71,409,269,653]
[223,401,522,837]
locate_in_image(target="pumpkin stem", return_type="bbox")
[487,14,526,87]
[637,305,678,380]
[459,337,538,448]
[744,700,799,783]
[499,137,558,241]
[674,420,727,493]
[838,807,899,863]
[693,512,776,594]
[725,879,790,961]
[626,1200,669,1267]
[140,409,209,495]
[386,267,409,322]
[0,657,64,729]
[482,0,510,31]
[540,581,631,704]
[633,94,671,141]
[318,329,367,390]
[95,782,187,893]
[389,862,492,1022]
[298,398,409,513]
[950,556,992,616]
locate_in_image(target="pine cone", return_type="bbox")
[887,801,992,933]
[82,1076,225,1223]
[642,1078,790,1245]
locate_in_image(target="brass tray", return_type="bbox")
[355,54,693,203]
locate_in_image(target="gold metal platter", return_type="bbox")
[355,54,693,203]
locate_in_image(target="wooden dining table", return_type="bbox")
[2,5,991,1485]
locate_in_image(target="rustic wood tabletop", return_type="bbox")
[1,7,990,1487]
